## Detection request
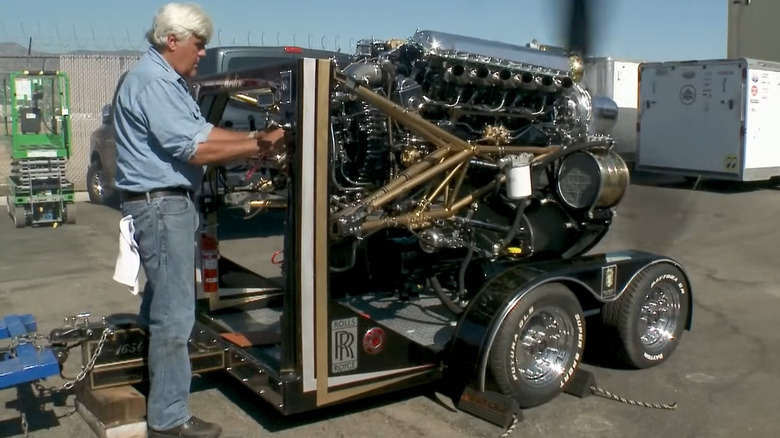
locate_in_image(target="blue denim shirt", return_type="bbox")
[113,46,213,192]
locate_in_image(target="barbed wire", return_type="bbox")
[0,21,362,54]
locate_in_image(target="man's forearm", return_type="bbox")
[188,138,258,165]
[207,126,254,142]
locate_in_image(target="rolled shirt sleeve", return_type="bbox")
[113,46,217,193]
[139,77,213,162]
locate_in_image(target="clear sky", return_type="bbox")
[1,0,727,62]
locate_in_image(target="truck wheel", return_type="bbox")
[601,263,690,369]
[87,160,116,206]
[488,283,585,409]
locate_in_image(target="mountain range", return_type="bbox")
[0,41,143,56]
[0,41,143,74]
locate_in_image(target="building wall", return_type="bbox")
[728,0,780,61]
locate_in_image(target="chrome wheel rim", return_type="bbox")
[637,282,681,350]
[513,306,577,387]
[91,167,107,198]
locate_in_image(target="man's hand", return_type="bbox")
[255,127,286,157]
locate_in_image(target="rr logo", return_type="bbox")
[334,330,355,361]
[331,317,358,373]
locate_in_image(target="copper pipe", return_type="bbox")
[448,176,503,211]
[416,161,466,213]
[447,160,470,209]
[369,148,475,210]
[364,146,452,208]
[475,145,558,155]
[532,151,557,165]
[231,93,258,105]
[361,177,501,233]
[248,200,287,209]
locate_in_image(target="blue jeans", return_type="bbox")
[121,194,199,430]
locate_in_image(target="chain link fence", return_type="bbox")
[0,54,140,194]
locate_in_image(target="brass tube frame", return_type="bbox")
[332,75,562,235]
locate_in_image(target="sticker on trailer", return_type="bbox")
[331,317,358,373]
[600,264,617,299]
[679,85,696,105]
[724,154,738,170]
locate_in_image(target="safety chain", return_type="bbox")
[4,333,50,355]
[43,327,113,395]
[2,321,112,438]
[4,327,113,397]
[500,413,520,438]
[497,385,676,437]
[20,412,28,437]
[589,385,678,410]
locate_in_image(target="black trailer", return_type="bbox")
[16,57,692,433]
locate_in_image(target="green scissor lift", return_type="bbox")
[2,70,76,228]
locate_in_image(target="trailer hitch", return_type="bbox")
[48,313,112,345]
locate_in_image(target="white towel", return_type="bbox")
[113,215,141,295]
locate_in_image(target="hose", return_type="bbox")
[428,275,464,316]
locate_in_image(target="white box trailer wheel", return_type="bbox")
[636,58,780,182]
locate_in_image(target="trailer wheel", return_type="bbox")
[601,263,689,369]
[488,283,585,409]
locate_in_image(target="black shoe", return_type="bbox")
[147,416,222,438]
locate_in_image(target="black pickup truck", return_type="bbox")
[86,45,353,206]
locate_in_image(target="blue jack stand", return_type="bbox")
[0,314,61,389]
[1,314,62,436]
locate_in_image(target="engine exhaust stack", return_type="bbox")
[512,72,537,90]
[538,75,560,93]
[468,66,491,85]
[444,65,469,85]
[491,69,514,88]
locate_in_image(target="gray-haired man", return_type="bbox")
[113,3,284,437]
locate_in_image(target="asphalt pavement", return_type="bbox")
[0,172,779,438]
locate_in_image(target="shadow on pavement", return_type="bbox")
[189,371,438,434]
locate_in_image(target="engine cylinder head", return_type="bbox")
[468,66,491,85]
[344,62,384,88]
[444,64,468,85]
[513,72,537,90]
[538,75,559,93]
[491,69,514,87]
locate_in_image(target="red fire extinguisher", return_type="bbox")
[201,231,219,293]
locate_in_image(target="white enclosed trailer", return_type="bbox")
[636,58,780,181]
[581,57,641,159]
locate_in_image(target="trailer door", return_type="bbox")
[637,60,744,177]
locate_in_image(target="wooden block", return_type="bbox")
[76,385,146,428]
[77,402,147,438]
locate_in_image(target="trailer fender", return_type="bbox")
[447,249,693,392]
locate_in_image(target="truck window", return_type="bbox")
[226,56,288,72]
[218,57,290,130]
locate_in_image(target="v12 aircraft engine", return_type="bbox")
[324,30,628,301]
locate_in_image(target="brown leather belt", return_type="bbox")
[120,187,192,203]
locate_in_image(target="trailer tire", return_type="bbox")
[601,263,689,369]
[488,283,585,409]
